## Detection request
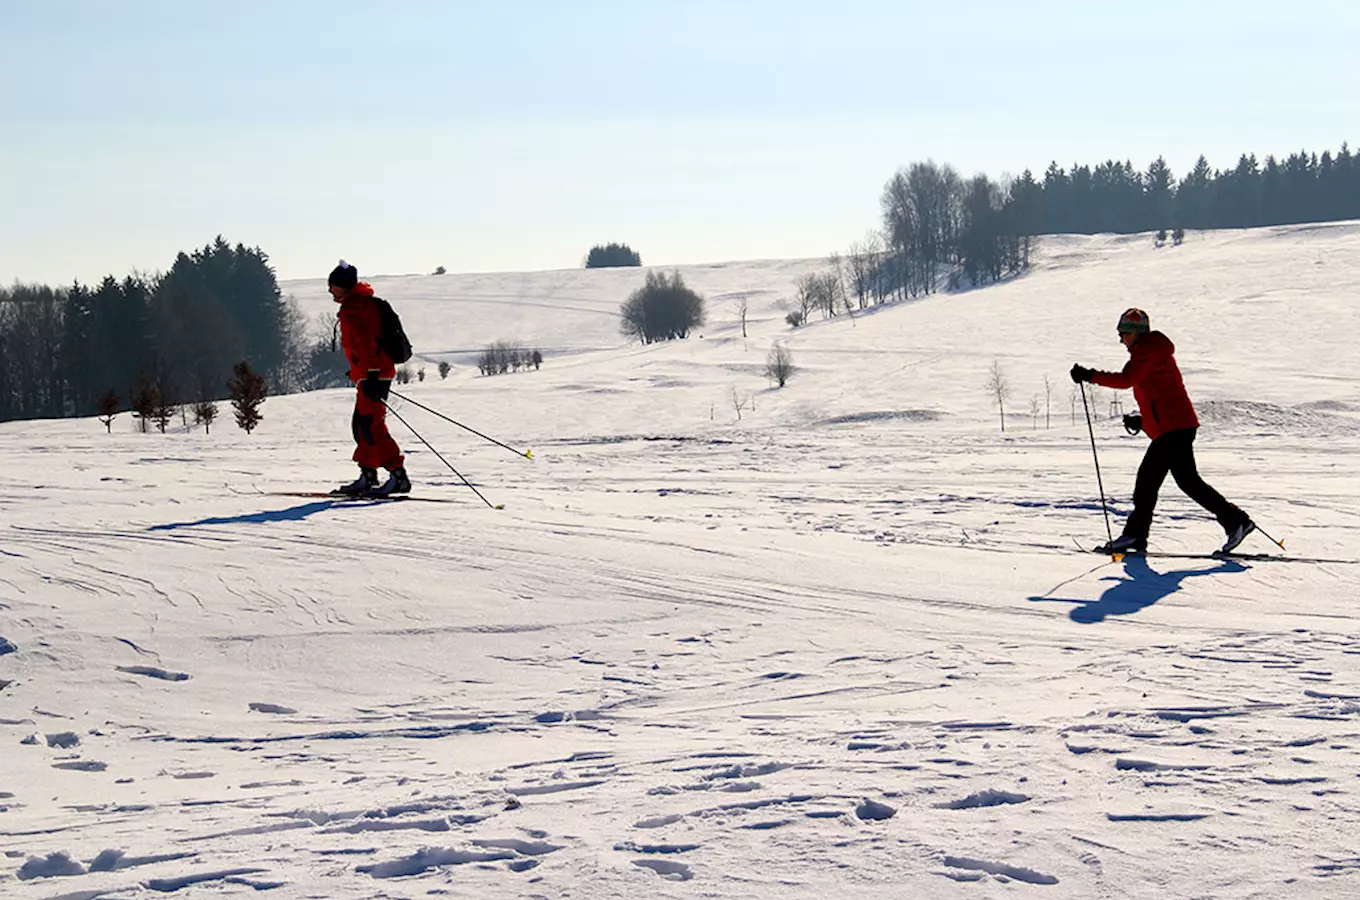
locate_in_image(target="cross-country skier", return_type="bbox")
[329,260,410,497]
[1070,307,1253,555]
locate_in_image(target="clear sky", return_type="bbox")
[3,0,1357,285]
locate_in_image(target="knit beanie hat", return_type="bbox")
[328,259,358,290]
[1117,307,1150,334]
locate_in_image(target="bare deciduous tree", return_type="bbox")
[1029,394,1041,430]
[795,271,845,321]
[845,239,873,310]
[795,274,818,323]
[730,387,750,421]
[986,359,1011,432]
[477,340,533,376]
[321,308,340,353]
[1043,375,1053,429]
[765,342,795,387]
[736,296,748,338]
[828,252,850,316]
[881,161,964,300]
[619,270,705,344]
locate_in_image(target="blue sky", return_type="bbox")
[3,0,1357,285]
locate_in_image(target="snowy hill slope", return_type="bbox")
[3,222,1360,898]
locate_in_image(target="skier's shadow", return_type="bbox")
[148,500,342,532]
[1031,554,1248,623]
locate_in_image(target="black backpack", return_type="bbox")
[374,296,413,364]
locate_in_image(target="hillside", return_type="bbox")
[3,222,1360,898]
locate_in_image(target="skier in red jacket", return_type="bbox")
[1071,308,1253,555]
[329,260,410,497]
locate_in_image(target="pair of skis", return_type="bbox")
[1082,536,1355,565]
[236,488,480,506]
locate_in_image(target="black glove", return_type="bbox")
[360,371,386,402]
[1123,413,1142,435]
[1070,364,1093,384]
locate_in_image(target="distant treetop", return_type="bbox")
[585,243,642,268]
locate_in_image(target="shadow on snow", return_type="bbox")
[1030,554,1248,623]
[147,500,352,531]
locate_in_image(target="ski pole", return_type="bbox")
[1253,521,1286,551]
[383,401,503,510]
[1080,383,1116,552]
[388,390,532,460]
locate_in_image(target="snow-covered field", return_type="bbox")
[3,223,1360,898]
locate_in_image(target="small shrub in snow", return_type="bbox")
[619,271,705,344]
[765,342,794,387]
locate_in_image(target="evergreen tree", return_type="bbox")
[585,243,643,268]
[1145,156,1175,231]
[192,399,219,434]
[129,370,159,434]
[97,388,120,433]
[1176,155,1214,229]
[227,360,267,434]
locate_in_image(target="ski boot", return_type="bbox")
[1220,519,1256,555]
[1095,535,1146,555]
[335,467,378,497]
[369,467,411,498]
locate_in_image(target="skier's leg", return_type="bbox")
[369,402,405,470]
[1167,427,1248,531]
[352,389,385,469]
[1123,435,1173,541]
[362,379,404,471]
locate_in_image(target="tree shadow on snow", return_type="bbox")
[1030,554,1248,623]
[147,500,344,532]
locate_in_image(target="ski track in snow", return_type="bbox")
[3,226,1360,897]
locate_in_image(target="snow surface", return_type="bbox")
[3,222,1360,898]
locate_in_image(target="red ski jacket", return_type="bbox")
[1089,330,1199,440]
[336,282,396,383]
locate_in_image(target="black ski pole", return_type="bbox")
[1253,521,1286,552]
[384,401,503,510]
[1080,383,1116,552]
[389,390,532,460]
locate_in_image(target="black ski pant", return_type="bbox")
[1122,427,1246,541]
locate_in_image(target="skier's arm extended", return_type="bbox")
[1090,348,1154,390]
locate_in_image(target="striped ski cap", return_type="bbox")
[1117,307,1150,334]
